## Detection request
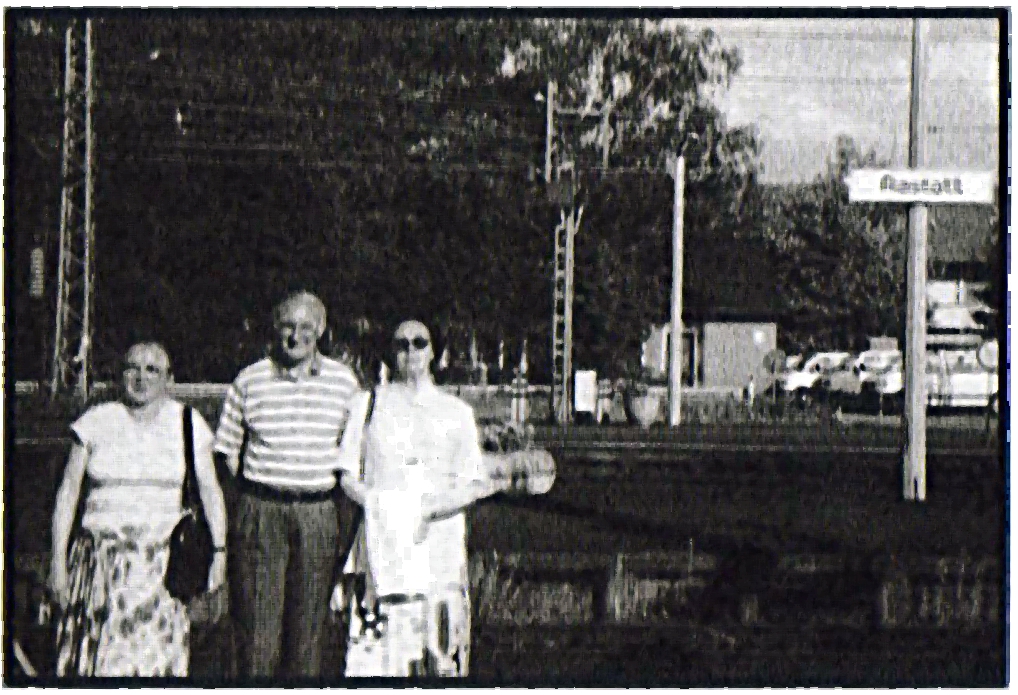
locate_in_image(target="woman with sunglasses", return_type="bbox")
[49,341,227,677]
[333,320,504,677]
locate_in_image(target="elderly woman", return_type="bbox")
[331,321,488,677]
[333,320,555,678]
[49,341,227,677]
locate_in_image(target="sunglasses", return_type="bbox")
[394,336,430,351]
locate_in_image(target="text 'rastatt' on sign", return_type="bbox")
[845,169,996,204]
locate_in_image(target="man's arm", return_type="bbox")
[213,382,246,476]
[335,389,371,505]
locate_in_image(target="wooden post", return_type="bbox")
[904,19,927,501]
[668,156,685,426]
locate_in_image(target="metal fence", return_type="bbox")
[13,381,1000,456]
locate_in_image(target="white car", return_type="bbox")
[781,352,852,394]
[852,350,903,384]
[874,356,932,398]
[876,345,998,411]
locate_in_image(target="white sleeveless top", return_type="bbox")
[71,400,215,542]
[338,383,486,596]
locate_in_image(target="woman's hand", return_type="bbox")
[207,552,227,592]
[329,583,345,613]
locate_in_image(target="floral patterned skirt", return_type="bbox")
[56,529,189,677]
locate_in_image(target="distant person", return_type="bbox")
[50,341,227,677]
[332,320,500,677]
[214,291,360,679]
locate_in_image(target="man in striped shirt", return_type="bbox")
[214,291,359,679]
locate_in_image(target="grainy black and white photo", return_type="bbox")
[5,9,1007,686]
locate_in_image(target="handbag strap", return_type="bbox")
[355,387,377,485]
[182,405,199,511]
[362,387,377,451]
[335,388,376,574]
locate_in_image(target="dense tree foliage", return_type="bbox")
[745,136,909,353]
[9,14,1000,384]
[10,15,758,382]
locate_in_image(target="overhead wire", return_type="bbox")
[14,21,1000,182]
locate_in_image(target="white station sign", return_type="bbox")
[846,169,996,204]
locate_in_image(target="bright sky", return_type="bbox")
[672,18,1001,183]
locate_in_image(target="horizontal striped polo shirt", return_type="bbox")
[214,354,360,491]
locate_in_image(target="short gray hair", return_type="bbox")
[124,341,172,374]
[273,290,327,332]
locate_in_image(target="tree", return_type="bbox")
[501,19,760,376]
[747,135,907,354]
[11,15,759,382]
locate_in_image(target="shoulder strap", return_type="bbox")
[334,389,376,574]
[182,406,198,509]
[358,388,377,462]
[365,387,377,426]
[349,387,377,490]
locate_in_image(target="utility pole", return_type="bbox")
[546,78,582,424]
[846,19,995,501]
[551,165,581,425]
[50,18,96,402]
[547,79,569,422]
[668,156,685,426]
[545,81,556,183]
[903,18,928,501]
[546,80,608,424]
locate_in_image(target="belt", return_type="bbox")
[377,593,429,606]
[238,477,334,503]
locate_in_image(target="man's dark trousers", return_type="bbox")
[230,484,349,680]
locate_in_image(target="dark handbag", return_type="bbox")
[165,406,215,604]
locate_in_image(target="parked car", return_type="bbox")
[852,349,903,384]
[876,344,998,413]
[780,352,851,406]
[874,355,934,414]
[824,349,902,412]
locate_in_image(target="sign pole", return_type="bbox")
[846,34,995,505]
[668,155,685,426]
[904,18,927,501]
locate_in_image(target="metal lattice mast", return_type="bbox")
[50,19,96,401]
[546,78,602,425]
[545,80,580,425]
[551,205,568,419]
[551,172,582,426]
